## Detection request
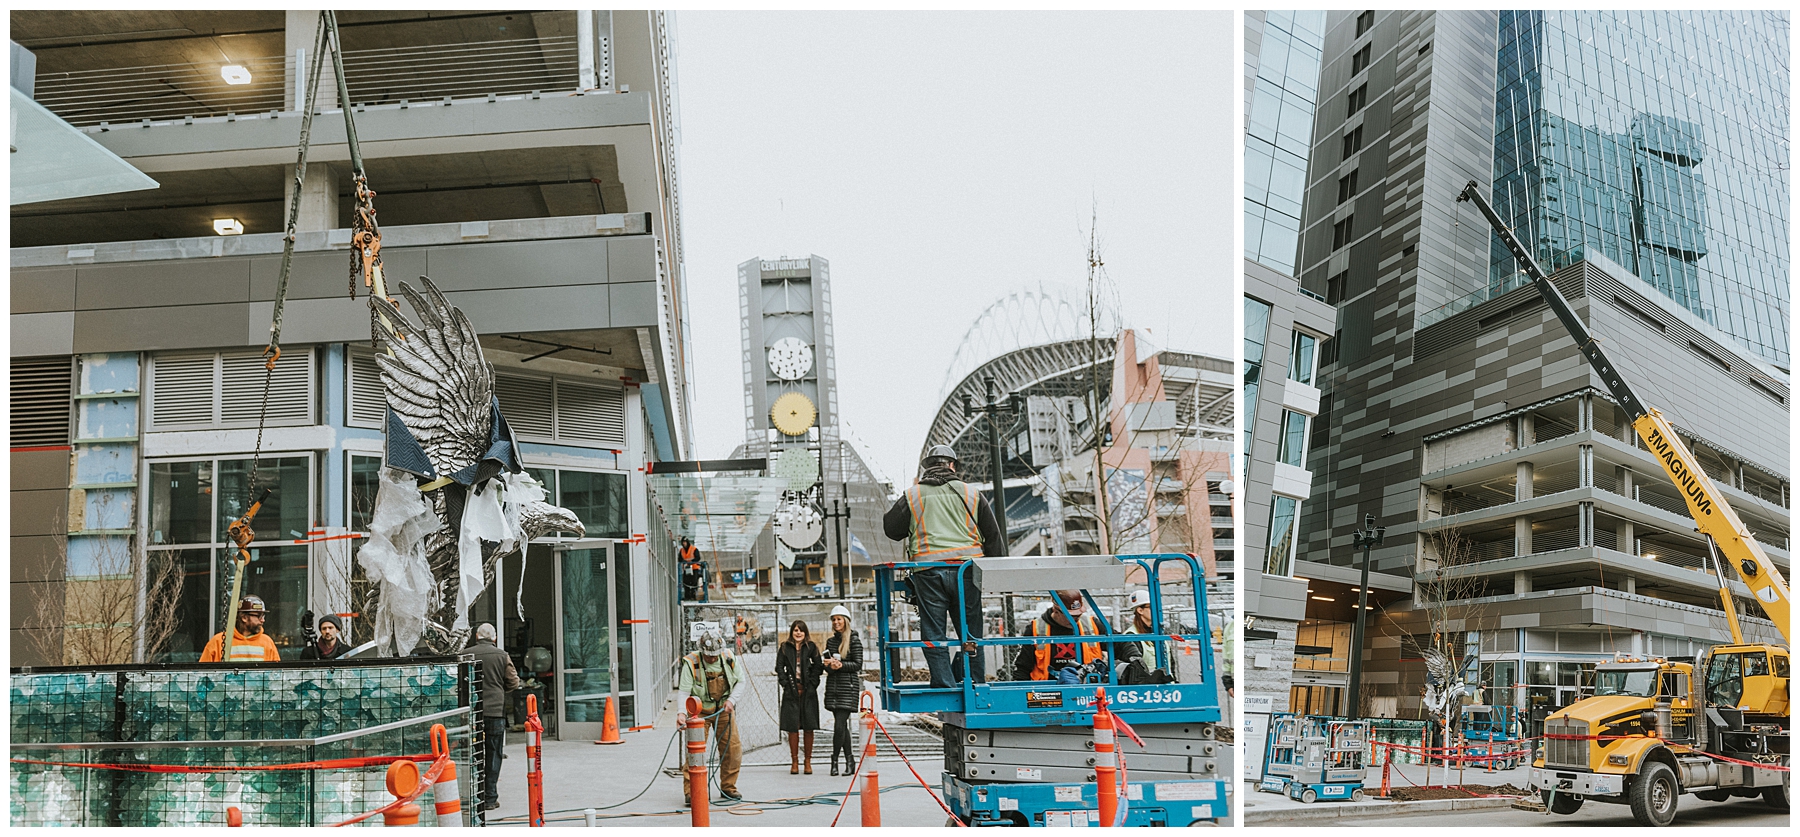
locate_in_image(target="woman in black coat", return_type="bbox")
[775,619,823,774]
[821,606,864,776]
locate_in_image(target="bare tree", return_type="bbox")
[33,524,183,666]
[1412,519,1490,784]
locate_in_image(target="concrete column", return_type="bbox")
[1513,571,1532,594]
[285,163,339,231]
[1519,414,1535,447]
[1617,520,1635,555]
[1515,515,1532,557]
[1516,461,1534,501]
[1624,576,1636,595]
[286,11,324,111]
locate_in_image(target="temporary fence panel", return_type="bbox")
[10,658,482,827]
[1366,719,1431,765]
[679,599,884,757]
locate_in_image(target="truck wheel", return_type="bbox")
[1545,791,1583,815]
[1630,762,1679,827]
[1300,788,1317,804]
[1764,772,1789,810]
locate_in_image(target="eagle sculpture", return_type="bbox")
[1422,646,1469,717]
[357,277,584,655]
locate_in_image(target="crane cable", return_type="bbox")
[231,15,376,659]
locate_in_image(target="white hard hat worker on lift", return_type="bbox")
[882,444,1007,688]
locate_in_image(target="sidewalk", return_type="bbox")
[479,693,957,827]
[1242,760,1531,825]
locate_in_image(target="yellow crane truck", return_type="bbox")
[1457,182,1790,826]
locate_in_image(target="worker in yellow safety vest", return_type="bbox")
[883,444,1004,688]
[199,595,283,662]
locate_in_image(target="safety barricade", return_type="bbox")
[9,658,483,827]
[683,697,711,827]
[526,694,547,827]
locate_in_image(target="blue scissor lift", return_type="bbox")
[874,553,1229,827]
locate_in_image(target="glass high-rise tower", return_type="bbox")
[1490,11,1790,367]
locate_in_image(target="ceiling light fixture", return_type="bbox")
[214,218,244,236]
[1310,595,1336,602]
[221,65,252,85]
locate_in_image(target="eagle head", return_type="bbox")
[521,501,587,541]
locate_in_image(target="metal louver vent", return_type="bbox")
[349,349,385,427]
[556,380,626,446]
[151,354,218,428]
[495,374,555,439]
[221,349,312,425]
[10,356,74,448]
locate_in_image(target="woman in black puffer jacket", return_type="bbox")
[821,605,864,775]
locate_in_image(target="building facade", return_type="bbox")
[1241,10,1340,722]
[1273,9,1789,730]
[10,10,693,735]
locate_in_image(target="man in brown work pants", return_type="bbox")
[676,628,746,803]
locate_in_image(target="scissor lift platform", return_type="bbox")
[875,553,1229,825]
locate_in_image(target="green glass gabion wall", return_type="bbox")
[10,659,483,827]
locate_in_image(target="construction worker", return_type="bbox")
[677,627,746,804]
[883,444,1004,688]
[1012,590,1141,683]
[680,537,708,602]
[198,595,282,662]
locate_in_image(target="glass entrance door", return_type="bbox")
[554,539,619,740]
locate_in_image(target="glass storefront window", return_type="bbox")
[350,454,381,533]
[147,461,213,546]
[560,547,612,722]
[218,544,311,660]
[162,549,216,662]
[146,455,313,663]
[614,542,634,694]
[215,457,310,544]
[560,470,629,539]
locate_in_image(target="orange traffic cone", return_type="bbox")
[593,696,624,744]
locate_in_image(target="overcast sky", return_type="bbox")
[675,11,1234,485]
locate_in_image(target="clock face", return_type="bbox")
[768,337,813,381]
[775,500,824,549]
[771,391,817,437]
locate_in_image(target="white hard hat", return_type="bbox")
[1127,590,1153,610]
[697,627,725,654]
[830,605,852,621]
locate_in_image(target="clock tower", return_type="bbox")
[739,256,838,442]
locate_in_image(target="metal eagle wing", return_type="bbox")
[369,277,493,478]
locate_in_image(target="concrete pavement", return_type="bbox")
[477,691,957,827]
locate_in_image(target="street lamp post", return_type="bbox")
[963,376,1022,629]
[1346,513,1385,718]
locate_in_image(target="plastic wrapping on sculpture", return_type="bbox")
[363,276,584,654]
[360,466,440,656]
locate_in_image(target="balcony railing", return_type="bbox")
[33,36,584,128]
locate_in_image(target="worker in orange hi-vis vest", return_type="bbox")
[199,595,283,662]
